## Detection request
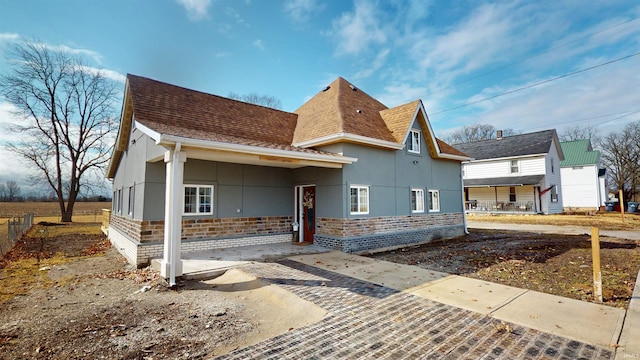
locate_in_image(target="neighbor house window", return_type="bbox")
[509,186,516,202]
[184,185,213,215]
[550,185,558,203]
[408,130,421,154]
[428,189,440,212]
[411,189,425,213]
[350,185,369,215]
[128,186,134,216]
[551,158,555,173]
[510,160,519,173]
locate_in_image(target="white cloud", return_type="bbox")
[354,48,389,79]
[175,0,212,21]
[215,51,231,58]
[252,39,265,50]
[330,0,387,56]
[0,33,19,43]
[284,0,324,23]
[75,65,126,83]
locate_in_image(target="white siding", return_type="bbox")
[463,155,546,179]
[561,165,601,209]
[542,144,563,214]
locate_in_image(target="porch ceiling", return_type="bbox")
[464,175,544,187]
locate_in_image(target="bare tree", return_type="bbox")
[598,121,640,203]
[0,183,6,202]
[0,40,117,221]
[446,123,518,144]
[559,125,601,144]
[5,181,21,202]
[227,92,282,109]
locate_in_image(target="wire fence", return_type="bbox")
[0,213,35,257]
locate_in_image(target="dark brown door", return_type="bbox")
[302,186,316,243]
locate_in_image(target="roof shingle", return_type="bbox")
[452,129,560,160]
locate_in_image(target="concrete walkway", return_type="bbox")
[467,220,640,241]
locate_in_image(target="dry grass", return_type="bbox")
[468,212,640,231]
[0,201,111,217]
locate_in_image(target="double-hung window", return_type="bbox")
[184,185,214,215]
[428,189,440,212]
[408,130,421,154]
[350,185,369,215]
[510,160,519,174]
[411,188,425,213]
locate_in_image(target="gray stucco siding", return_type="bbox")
[139,158,296,221]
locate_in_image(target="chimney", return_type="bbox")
[496,130,503,140]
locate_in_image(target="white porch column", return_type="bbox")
[160,145,186,286]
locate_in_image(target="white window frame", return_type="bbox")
[408,130,421,154]
[183,184,214,215]
[428,189,440,212]
[128,186,134,216]
[411,188,425,213]
[510,160,519,174]
[350,185,369,215]
[117,189,123,214]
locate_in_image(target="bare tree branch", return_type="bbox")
[0,40,117,221]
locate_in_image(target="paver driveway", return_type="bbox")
[214,259,614,359]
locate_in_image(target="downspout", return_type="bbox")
[461,170,469,234]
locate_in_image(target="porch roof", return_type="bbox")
[464,175,544,187]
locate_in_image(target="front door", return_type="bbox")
[301,186,316,243]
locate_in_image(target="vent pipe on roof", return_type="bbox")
[349,84,357,91]
[323,86,330,92]
[497,130,503,140]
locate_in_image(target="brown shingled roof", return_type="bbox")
[127,74,298,147]
[293,77,397,145]
[380,100,421,143]
[436,138,469,158]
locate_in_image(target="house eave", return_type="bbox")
[293,132,404,150]
[133,121,358,168]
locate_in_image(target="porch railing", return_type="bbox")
[466,201,535,213]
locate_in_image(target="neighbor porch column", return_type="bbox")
[160,145,186,286]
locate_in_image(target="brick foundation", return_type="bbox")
[315,213,465,253]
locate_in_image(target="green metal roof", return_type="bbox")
[560,139,600,167]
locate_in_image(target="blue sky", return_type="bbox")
[0,0,639,195]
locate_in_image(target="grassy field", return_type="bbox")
[0,202,110,255]
[468,211,640,231]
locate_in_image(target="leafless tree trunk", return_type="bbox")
[0,40,117,221]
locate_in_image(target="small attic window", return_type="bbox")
[349,84,357,91]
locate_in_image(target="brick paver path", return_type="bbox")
[215,260,614,359]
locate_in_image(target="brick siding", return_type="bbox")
[316,213,463,237]
[110,214,293,243]
[315,213,465,253]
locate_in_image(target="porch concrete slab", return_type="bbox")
[288,250,379,272]
[289,251,450,290]
[408,275,527,314]
[491,290,626,348]
[153,242,330,280]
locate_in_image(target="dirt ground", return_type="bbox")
[0,223,323,360]
[369,229,640,308]
[2,221,639,358]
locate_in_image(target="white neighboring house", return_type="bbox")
[453,129,564,215]
[560,139,607,211]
